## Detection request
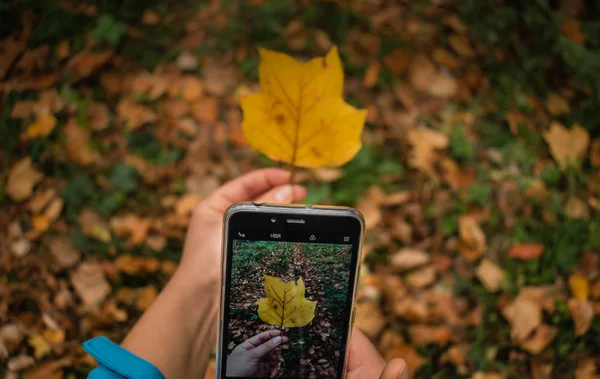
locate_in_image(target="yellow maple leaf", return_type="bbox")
[257,275,317,328]
[240,47,366,168]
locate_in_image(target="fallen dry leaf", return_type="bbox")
[503,297,542,343]
[110,214,151,246]
[390,248,430,271]
[71,262,111,309]
[408,55,457,97]
[354,300,386,339]
[363,62,380,88]
[117,98,157,131]
[192,97,219,123]
[383,49,411,75]
[509,243,545,261]
[476,259,504,292]
[569,274,590,300]
[560,18,586,45]
[405,265,437,288]
[568,298,594,336]
[472,372,507,379]
[66,50,113,81]
[47,237,81,269]
[28,334,51,360]
[23,356,72,379]
[407,127,449,180]
[458,215,486,260]
[64,118,99,166]
[565,196,590,220]
[543,122,589,169]
[6,157,44,202]
[29,189,58,218]
[175,193,202,216]
[176,51,199,71]
[449,34,476,58]
[546,92,570,116]
[23,113,57,139]
[7,355,35,372]
[432,48,461,70]
[88,102,110,131]
[408,325,453,345]
[79,209,111,243]
[531,360,553,379]
[10,239,32,257]
[575,358,600,379]
[520,324,558,355]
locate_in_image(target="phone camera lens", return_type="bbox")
[271,217,276,223]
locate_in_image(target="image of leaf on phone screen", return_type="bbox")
[227,240,352,378]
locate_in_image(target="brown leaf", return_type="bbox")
[458,215,486,260]
[89,102,110,131]
[546,93,570,116]
[568,298,594,336]
[79,209,111,243]
[476,259,504,292]
[176,51,199,71]
[565,196,590,220]
[509,244,545,260]
[10,239,32,257]
[65,50,113,81]
[502,297,542,343]
[354,300,386,339]
[472,372,507,379]
[110,214,151,246]
[383,191,411,206]
[6,157,44,202]
[23,357,72,379]
[363,62,380,88]
[7,355,35,372]
[179,76,204,102]
[543,122,589,169]
[590,139,600,168]
[575,358,600,379]
[0,36,27,79]
[383,49,411,75]
[407,127,449,180]
[408,325,453,345]
[405,265,437,288]
[192,97,219,123]
[117,99,157,131]
[23,113,57,139]
[47,237,81,269]
[64,119,99,166]
[355,186,383,231]
[56,40,70,60]
[449,34,476,58]
[520,324,558,355]
[71,262,111,309]
[531,360,553,379]
[560,19,586,44]
[432,48,461,70]
[100,72,123,95]
[408,55,457,97]
[390,248,430,271]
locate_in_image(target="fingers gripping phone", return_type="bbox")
[217,203,364,379]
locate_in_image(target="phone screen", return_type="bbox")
[219,210,362,379]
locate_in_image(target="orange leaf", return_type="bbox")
[560,19,585,44]
[509,243,545,260]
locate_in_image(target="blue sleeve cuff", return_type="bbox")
[83,336,165,379]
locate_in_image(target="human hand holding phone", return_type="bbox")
[120,169,405,379]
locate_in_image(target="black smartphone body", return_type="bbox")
[216,203,364,379]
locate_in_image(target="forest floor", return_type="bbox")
[1,0,600,378]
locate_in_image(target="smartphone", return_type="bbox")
[216,203,364,379]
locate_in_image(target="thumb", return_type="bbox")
[380,359,408,379]
[249,336,285,359]
[254,184,306,204]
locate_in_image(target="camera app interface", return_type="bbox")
[225,240,353,378]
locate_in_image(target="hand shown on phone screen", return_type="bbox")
[226,330,289,377]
